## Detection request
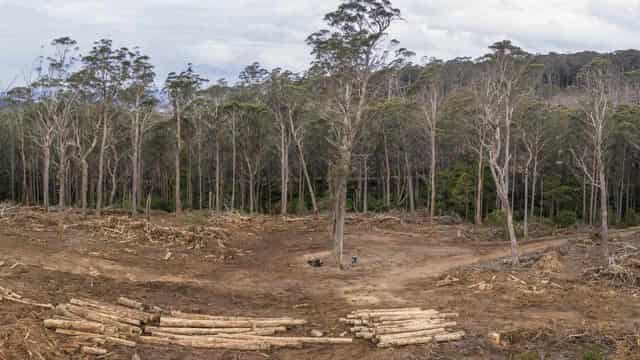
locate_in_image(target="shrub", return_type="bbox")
[554,210,577,228]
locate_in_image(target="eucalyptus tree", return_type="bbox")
[31,37,79,211]
[573,58,620,259]
[307,0,408,266]
[80,39,129,215]
[165,64,208,213]
[120,49,156,214]
[474,41,536,265]
[413,59,449,219]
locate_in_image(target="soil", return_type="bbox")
[1,209,639,359]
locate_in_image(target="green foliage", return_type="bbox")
[150,197,174,212]
[581,345,606,360]
[554,210,578,228]
[486,210,506,227]
[514,352,539,360]
[622,209,640,227]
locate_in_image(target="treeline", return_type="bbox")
[1,2,640,251]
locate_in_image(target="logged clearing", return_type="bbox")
[1,208,640,359]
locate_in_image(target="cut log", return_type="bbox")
[0,295,54,309]
[117,297,146,311]
[54,305,83,321]
[351,307,423,315]
[55,329,137,347]
[70,298,157,323]
[375,321,457,335]
[377,331,465,348]
[376,328,447,343]
[44,319,105,334]
[81,346,108,355]
[139,335,271,351]
[66,305,142,335]
[215,333,353,345]
[67,304,141,326]
[160,317,306,328]
[374,319,445,330]
[145,326,285,336]
[169,311,294,322]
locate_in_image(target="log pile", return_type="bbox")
[341,307,464,348]
[45,297,353,354]
[44,297,157,355]
[140,311,351,350]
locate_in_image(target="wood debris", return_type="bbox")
[0,286,54,309]
[341,307,464,348]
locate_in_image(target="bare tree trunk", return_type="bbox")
[429,125,436,219]
[81,160,89,216]
[57,140,66,208]
[383,129,391,207]
[43,146,51,212]
[131,111,140,215]
[215,139,221,213]
[523,169,529,241]
[475,152,484,225]
[96,115,108,216]
[288,113,317,214]
[363,156,368,213]
[405,152,415,214]
[231,115,237,211]
[198,139,203,210]
[20,135,28,205]
[175,109,182,214]
[280,123,288,215]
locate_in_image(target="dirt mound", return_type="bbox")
[534,251,564,273]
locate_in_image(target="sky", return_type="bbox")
[1,0,639,87]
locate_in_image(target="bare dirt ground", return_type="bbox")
[1,208,639,359]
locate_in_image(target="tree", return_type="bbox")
[414,60,449,219]
[165,64,208,213]
[573,58,620,262]
[474,40,536,265]
[31,37,79,211]
[307,0,406,267]
[121,49,156,215]
[80,39,129,216]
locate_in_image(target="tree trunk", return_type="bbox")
[383,129,391,207]
[131,111,140,215]
[175,108,182,214]
[523,169,529,241]
[475,152,484,225]
[215,139,221,213]
[280,123,288,215]
[81,160,89,217]
[96,114,108,216]
[231,115,237,211]
[405,152,415,214]
[43,146,50,212]
[57,140,66,208]
[363,156,368,213]
[288,114,317,214]
[429,127,436,219]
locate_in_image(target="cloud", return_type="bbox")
[0,0,638,85]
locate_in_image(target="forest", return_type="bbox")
[2,1,640,359]
[3,20,640,261]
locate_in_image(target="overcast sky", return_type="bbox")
[1,0,639,87]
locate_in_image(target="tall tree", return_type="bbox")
[307,0,407,266]
[80,39,129,216]
[165,64,208,213]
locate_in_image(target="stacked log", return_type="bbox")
[341,307,464,348]
[44,297,157,355]
[45,296,353,354]
[142,311,351,350]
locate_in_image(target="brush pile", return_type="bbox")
[45,297,352,355]
[341,307,464,348]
